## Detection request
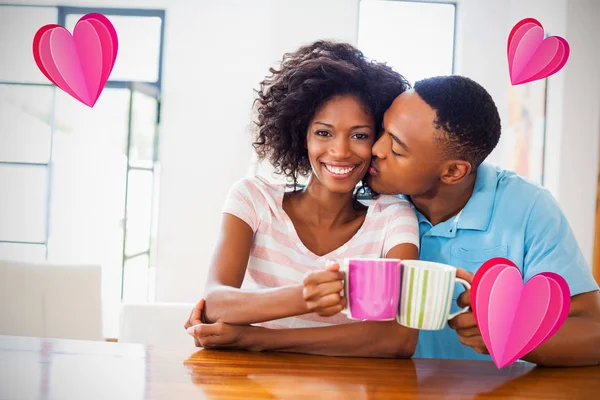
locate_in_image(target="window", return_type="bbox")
[358,0,456,84]
[0,5,165,338]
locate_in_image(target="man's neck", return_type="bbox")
[410,173,477,226]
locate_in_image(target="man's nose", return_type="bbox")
[372,135,387,159]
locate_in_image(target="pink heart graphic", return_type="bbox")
[32,13,118,108]
[471,258,570,369]
[507,18,570,85]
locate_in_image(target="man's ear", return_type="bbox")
[440,160,472,185]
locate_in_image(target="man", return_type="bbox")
[186,75,600,366]
[366,75,600,366]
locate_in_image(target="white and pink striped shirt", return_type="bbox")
[222,176,420,329]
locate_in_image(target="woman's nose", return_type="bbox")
[329,137,352,159]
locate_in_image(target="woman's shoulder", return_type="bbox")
[367,194,416,219]
[227,175,289,211]
[368,194,413,209]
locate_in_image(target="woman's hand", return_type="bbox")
[302,262,347,317]
[184,299,206,347]
[187,321,257,350]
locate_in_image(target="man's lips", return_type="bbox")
[369,162,379,176]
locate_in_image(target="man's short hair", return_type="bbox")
[414,75,501,169]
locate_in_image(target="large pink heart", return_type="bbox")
[32,13,118,107]
[507,18,570,85]
[471,258,570,369]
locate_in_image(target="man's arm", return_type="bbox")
[450,275,600,367]
[522,290,600,366]
[450,190,600,367]
[520,191,600,366]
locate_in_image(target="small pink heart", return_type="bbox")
[507,18,570,85]
[32,13,118,108]
[471,258,570,369]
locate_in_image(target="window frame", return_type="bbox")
[0,5,165,304]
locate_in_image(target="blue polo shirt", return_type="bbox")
[409,162,599,361]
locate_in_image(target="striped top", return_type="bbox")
[222,176,420,329]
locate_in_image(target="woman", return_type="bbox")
[186,41,420,358]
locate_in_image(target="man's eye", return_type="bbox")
[392,149,404,157]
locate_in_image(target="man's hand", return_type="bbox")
[302,262,346,317]
[447,268,489,355]
[187,321,256,350]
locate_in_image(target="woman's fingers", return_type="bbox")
[303,270,344,287]
[303,280,344,301]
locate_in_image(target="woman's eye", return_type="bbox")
[353,133,369,140]
[316,130,331,137]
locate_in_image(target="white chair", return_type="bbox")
[0,260,103,341]
[118,302,196,347]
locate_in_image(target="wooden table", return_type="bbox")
[1,335,598,399]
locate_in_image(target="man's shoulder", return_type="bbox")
[485,163,550,210]
[479,164,564,232]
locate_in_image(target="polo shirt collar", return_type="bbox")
[454,162,498,231]
[406,162,498,234]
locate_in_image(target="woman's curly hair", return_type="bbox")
[252,40,410,187]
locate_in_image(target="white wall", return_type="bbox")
[8,0,599,302]
[155,0,361,302]
[454,0,600,266]
[554,0,600,266]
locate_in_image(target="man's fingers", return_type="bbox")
[455,268,475,284]
[456,290,471,308]
[458,335,488,354]
[458,333,477,348]
[448,312,476,330]
[456,327,481,338]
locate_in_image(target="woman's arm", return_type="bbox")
[192,243,421,358]
[194,318,418,358]
[203,213,310,324]
[281,243,420,356]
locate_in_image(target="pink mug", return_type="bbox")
[338,258,403,321]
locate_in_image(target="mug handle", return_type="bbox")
[447,277,472,320]
[336,259,352,319]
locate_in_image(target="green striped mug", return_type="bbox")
[397,260,471,330]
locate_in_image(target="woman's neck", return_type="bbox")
[291,176,359,228]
